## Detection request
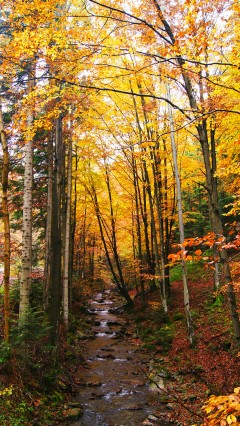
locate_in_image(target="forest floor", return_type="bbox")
[0,265,239,425]
[127,278,240,424]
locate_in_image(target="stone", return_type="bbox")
[123,403,143,410]
[148,414,159,421]
[64,407,83,420]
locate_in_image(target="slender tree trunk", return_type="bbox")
[167,84,194,344]
[152,148,168,309]
[138,83,167,308]
[0,101,10,342]
[19,68,34,327]
[63,133,72,330]
[69,147,78,308]
[80,206,87,278]
[44,131,53,308]
[146,165,168,312]
[210,124,220,288]
[163,137,175,296]
[89,235,95,279]
[49,116,63,346]
[131,202,139,294]
[130,87,154,280]
[140,177,154,279]
[130,145,144,302]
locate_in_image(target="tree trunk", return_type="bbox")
[130,145,145,302]
[138,83,167,309]
[0,100,10,342]
[19,69,34,327]
[44,131,53,309]
[48,116,63,346]
[63,132,72,330]
[167,84,194,344]
[130,86,154,282]
[63,134,72,330]
[152,149,168,310]
[163,137,175,296]
[69,147,78,308]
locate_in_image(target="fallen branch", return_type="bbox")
[141,368,204,420]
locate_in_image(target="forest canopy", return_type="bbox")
[0,0,240,423]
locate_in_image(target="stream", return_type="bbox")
[69,289,171,426]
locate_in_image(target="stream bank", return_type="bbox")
[64,288,173,426]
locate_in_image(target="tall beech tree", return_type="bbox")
[167,83,194,344]
[48,115,63,345]
[0,101,10,342]
[19,66,35,326]
[63,121,73,330]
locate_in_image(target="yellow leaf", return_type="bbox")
[227,414,237,424]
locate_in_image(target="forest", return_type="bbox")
[0,0,239,424]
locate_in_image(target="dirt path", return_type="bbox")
[69,289,171,426]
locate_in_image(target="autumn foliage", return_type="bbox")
[195,387,240,425]
[0,0,239,423]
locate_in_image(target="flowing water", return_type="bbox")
[70,290,170,426]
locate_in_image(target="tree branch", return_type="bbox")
[87,0,173,44]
